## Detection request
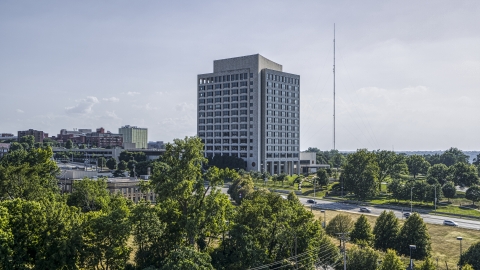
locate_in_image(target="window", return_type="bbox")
[240,124,247,129]
[214,132,222,137]
[223,125,229,130]
[199,106,205,110]
[215,84,221,89]
[223,104,230,109]
[199,99,205,104]
[215,98,221,103]
[207,98,213,103]
[199,132,205,137]
[223,111,230,116]
[240,110,247,115]
[240,96,247,101]
[207,118,213,123]
[199,119,205,124]
[223,146,229,151]
[215,125,221,130]
[223,118,230,123]
[240,103,247,108]
[207,85,213,90]
[231,103,238,108]
[231,110,238,116]
[215,111,221,116]
[207,125,213,130]
[240,81,247,86]
[240,131,247,136]
[240,88,247,94]
[223,132,230,137]
[231,124,238,129]
[240,117,247,122]
[240,139,247,143]
[215,91,222,96]
[232,89,238,94]
[215,104,221,109]
[231,131,238,136]
[250,73,253,78]
[232,139,238,143]
[215,146,221,150]
[231,96,238,101]
[207,112,213,117]
[223,90,230,95]
[199,126,205,130]
[207,132,213,137]
[223,83,230,88]
[232,117,238,122]
[232,82,238,87]
[232,146,238,150]
[223,97,230,102]
[215,118,221,123]
[206,146,213,150]
[207,91,213,96]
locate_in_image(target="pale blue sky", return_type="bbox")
[1,1,479,151]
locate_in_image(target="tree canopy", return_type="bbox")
[342,149,380,200]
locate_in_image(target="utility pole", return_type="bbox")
[336,232,348,270]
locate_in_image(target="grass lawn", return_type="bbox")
[309,207,480,269]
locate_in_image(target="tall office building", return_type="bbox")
[119,125,148,149]
[197,54,300,174]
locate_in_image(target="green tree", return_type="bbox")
[0,147,60,201]
[118,160,127,171]
[67,177,111,212]
[342,149,380,200]
[0,205,13,266]
[160,246,214,270]
[227,175,254,204]
[148,137,237,254]
[119,150,147,163]
[330,153,346,168]
[426,163,450,185]
[65,139,73,149]
[440,147,469,166]
[462,264,475,270]
[345,245,380,270]
[79,195,132,269]
[406,155,430,179]
[127,160,138,177]
[130,201,166,269]
[106,157,117,170]
[473,154,480,166]
[350,215,374,246]
[373,210,400,251]
[8,142,24,152]
[450,162,479,187]
[316,169,330,187]
[379,249,404,270]
[97,157,106,171]
[459,241,480,270]
[397,213,431,260]
[212,189,340,270]
[465,185,480,206]
[442,181,457,202]
[207,155,246,170]
[375,150,409,183]
[418,257,436,270]
[19,135,35,149]
[326,213,354,236]
[388,178,409,202]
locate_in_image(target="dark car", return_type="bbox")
[359,207,371,213]
[307,199,315,204]
[403,212,411,218]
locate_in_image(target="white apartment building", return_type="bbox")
[197,54,300,175]
[118,125,148,149]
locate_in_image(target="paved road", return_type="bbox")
[218,186,480,230]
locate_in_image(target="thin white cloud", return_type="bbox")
[176,102,194,112]
[65,96,99,115]
[105,110,121,120]
[127,91,140,96]
[132,103,158,111]
[103,97,120,102]
[16,109,24,113]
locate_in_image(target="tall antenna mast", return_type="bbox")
[333,24,336,151]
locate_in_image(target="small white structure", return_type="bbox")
[299,152,330,174]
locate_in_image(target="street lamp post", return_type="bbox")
[321,210,326,228]
[457,237,463,269]
[409,245,416,270]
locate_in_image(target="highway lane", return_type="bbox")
[217,186,480,230]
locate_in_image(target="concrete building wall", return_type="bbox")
[119,125,148,149]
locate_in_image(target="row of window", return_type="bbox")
[267,117,299,124]
[267,73,299,85]
[199,124,251,130]
[266,153,300,158]
[266,111,298,118]
[266,82,300,91]
[199,88,251,96]
[266,139,299,145]
[267,125,299,131]
[205,138,253,144]
[199,73,254,84]
[266,104,299,111]
[266,89,299,97]
[199,117,253,124]
[205,152,252,158]
[199,131,253,137]
[199,109,254,117]
[206,146,252,151]
[199,96,251,103]
[266,96,298,104]
[266,132,299,138]
[266,146,299,151]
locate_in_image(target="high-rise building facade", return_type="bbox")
[197,54,300,174]
[119,125,148,149]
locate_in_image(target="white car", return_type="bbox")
[443,220,458,226]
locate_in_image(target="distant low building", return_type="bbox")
[18,129,47,143]
[148,141,165,149]
[55,127,123,148]
[300,152,330,174]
